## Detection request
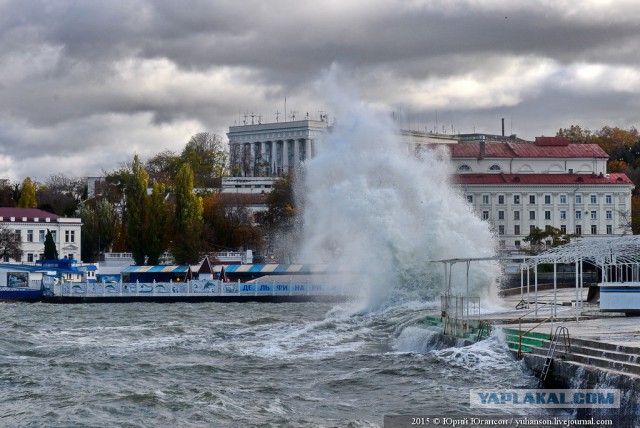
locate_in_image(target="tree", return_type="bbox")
[181,132,228,188]
[557,125,592,144]
[125,155,149,265]
[0,227,23,261]
[145,182,168,265]
[524,226,573,251]
[172,163,203,264]
[146,150,181,186]
[37,174,86,216]
[80,199,119,262]
[17,177,37,208]
[44,229,58,260]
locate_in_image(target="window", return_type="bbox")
[575,211,582,220]
[498,211,505,220]
[576,225,582,235]
[590,194,597,204]
[560,225,567,234]
[591,225,597,234]
[482,211,489,220]
[544,211,551,220]
[529,195,536,204]
[530,225,536,233]
[514,225,521,235]
[65,231,75,243]
[514,211,520,220]
[590,211,597,220]
[605,194,612,204]
[515,240,521,247]
[544,195,551,204]
[560,210,567,220]
[498,225,505,235]
[27,253,34,263]
[606,210,612,220]
[575,194,582,204]
[514,195,521,205]
[560,194,567,204]
[498,195,505,205]
[467,195,473,203]
[14,231,21,241]
[482,194,489,205]
[529,210,536,220]
[27,230,33,242]
[489,164,501,171]
[39,230,45,242]
[606,225,613,235]
[458,164,472,172]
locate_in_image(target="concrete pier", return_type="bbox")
[428,285,640,423]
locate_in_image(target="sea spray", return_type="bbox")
[301,70,501,310]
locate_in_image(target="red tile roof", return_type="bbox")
[455,173,633,185]
[448,142,608,159]
[0,207,60,221]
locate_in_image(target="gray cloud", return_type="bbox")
[1,0,640,182]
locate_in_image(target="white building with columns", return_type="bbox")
[227,119,329,178]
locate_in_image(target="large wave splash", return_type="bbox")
[299,73,501,310]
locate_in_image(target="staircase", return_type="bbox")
[502,327,550,354]
[529,337,640,379]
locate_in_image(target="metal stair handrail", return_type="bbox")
[539,325,572,385]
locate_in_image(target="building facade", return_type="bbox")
[0,208,82,263]
[227,119,330,177]
[448,137,633,249]
[226,121,633,248]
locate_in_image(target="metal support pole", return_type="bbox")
[534,261,539,317]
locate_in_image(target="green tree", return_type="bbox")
[125,155,149,265]
[181,132,228,188]
[172,163,203,264]
[0,226,23,261]
[44,229,58,260]
[80,199,119,262]
[146,182,168,265]
[146,150,181,186]
[524,226,573,251]
[17,177,37,208]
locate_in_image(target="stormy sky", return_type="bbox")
[1,0,639,182]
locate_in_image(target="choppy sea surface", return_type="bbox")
[1,300,559,427]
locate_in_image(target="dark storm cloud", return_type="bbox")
[1,0,640,180]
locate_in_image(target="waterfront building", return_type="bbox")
[0,207,82,263]
[448,137,634,250]
[226,119,634,250]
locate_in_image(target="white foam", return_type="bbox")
[300,68,501,311]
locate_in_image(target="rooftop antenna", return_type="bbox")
[258,114,262,125]
[290,111,297,121]
[242,113,248,125]
[305,112,309,120]
[250,112,255,125]
[275,110,280,122]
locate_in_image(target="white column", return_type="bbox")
[293,139,300,168]
[249,143,255,176]
[305,139,312,160]
[282,140,289,173]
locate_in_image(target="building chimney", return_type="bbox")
[501,118,505,137]
[479,139,486,159]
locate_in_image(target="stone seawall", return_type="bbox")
[523,353,640,424]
